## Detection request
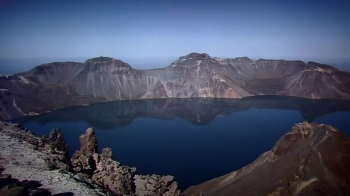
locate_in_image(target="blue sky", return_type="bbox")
[0,0,349,72]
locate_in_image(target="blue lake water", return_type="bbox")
[11,96,350,190]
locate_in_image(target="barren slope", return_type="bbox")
[0,53,349,120]
[184,122,350,196]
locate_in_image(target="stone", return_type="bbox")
[162,175,174,186]
[79,128,97,155]
[134,174,181,196]
[71,128,98,173]
[47,129,67,155]
[168,181,178,195]
[46,155,70,171]
[92,153,135,195]
[101,147,112,158]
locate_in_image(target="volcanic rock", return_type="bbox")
[92,148,135,195]
[71,128,98,173]
[1,53,350,120]
[0,122,101,195]
[41,129,70,171]
[101,147,112,158]
[184,122,350,196]
[46,129,67,154]
[71,127,182,195]
[134,174,181,196]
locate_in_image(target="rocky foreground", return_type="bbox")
[185,122,350,196]
[0,121,100,195]
[0,121,181,196]
[1,121,350,196]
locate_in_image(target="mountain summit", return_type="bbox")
[0,53,350,120]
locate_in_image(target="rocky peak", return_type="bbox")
[84,57,132,69]
[84,56,115,64]
[170,53,257,69]
[186,52,210,60]
[169,53,213,68]
[306,61,339,72]
[232,57,253,62]
[78,128,97,155]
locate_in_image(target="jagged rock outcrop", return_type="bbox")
[92,148,136,195]
[0,122,70,171]
[42,129,70,171]
[1,53,350,120]
[134,174,181,196]
[1,121,182,195]
[46,129,67,155]
[184,122,350,196]
[71,128,98,173]
[0,121,102,195]
[71,128,182,196]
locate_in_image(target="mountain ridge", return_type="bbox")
[0,53,349,120]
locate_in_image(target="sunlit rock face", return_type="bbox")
[184,122,350,196]
[0,53,350,120]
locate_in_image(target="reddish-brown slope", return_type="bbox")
[185,122,350,196]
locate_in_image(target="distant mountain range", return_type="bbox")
[1,53,350,120]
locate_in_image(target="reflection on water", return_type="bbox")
[11,96,350,190]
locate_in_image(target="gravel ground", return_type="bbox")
[0,122,102,195]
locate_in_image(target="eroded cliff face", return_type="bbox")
[184,122,350,196]
[0,89,25,120]
[1,53,350,120]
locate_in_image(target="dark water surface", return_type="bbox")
[11,96,350,190]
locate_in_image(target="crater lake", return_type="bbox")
[10,95,350,190]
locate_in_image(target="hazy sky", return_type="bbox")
[0,0,350,72]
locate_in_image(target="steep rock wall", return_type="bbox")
[0,53,349,120]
